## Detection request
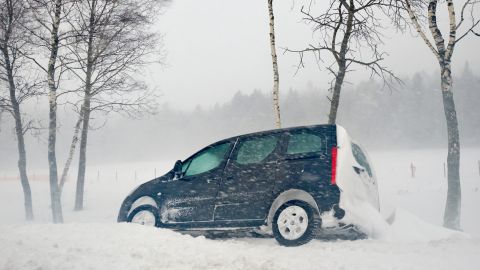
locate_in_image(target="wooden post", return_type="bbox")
[410,162,416,178]
[154,168,156,178]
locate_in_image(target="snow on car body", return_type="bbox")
[117,124,379,246]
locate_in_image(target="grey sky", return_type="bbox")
[148,0,479,110]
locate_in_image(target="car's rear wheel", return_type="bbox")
[127,205,160,227]
[272,201,321,246]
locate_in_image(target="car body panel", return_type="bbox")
[214,133,282,222]
[117,124,378,232]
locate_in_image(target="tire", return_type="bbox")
[127,205,160,227]
[272,201,321,247]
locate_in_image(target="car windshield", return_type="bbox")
[351,143,373,177]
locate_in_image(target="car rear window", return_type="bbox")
[351,143,373,177]
[287,132,326,155]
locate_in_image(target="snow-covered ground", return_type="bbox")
[1,148,479,269]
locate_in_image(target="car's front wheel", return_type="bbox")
[272,201,321,246]
[127,205,160,227]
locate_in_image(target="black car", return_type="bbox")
[118,124,379,246]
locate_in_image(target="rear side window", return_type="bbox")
[287,132,326,155]
[235,136,278,165]
[351,143,372,177]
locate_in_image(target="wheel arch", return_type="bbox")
[266,189,320,229]
[127,196,158,217]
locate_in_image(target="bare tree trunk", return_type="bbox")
[68,0,165,210]
[328,62,347,124]
[426,0,461,230]
[74,100,90,211]
[440,64,461,230]
[74,3,95,210]
[268,0,281,128]
[2,47,34,220]
[59,109,84,193]
[328,0,354,124]
[47,0,64,223]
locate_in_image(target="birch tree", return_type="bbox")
[396,0,479,230]
[26,0,75,223]
[64,0,166,210]
[0,0,38,220]
[268,0,281,128]
[289,0,399,124]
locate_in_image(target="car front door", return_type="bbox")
[161,141,232,224]
[214,134,281,222]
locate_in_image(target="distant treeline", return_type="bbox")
[1,66,479,166]
[93,64,479,163]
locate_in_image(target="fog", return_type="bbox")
[1,0,479,173]
[151,0,480,109]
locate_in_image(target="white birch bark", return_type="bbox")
[268,0,281,128]
[47,0,64,223]
[405,0,461,230]
[59,108,84,192]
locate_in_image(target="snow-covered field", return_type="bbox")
[1,148,479,269]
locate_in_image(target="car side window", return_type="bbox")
[287,132,326,155]
[235,136,278,165]
[183,142,231,177]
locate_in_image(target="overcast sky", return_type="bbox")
[146,0,479,110]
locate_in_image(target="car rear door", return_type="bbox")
[214,134,281,221]
[275,128,333,197]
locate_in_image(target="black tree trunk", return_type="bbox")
[328,63,347,124]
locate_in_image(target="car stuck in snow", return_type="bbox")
[118,124,379,246]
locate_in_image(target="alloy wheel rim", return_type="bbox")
[277,205,309,240]
[131,210,156,226]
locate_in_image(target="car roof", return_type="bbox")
[219,124,336,143]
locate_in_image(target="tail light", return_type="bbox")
[331,146,337,185]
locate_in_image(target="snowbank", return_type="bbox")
[342,202,468,242]
[1,149,479,269]
[388,208,469,242]
[1,223,479,270]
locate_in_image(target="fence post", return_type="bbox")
[410,162,416,178]
[154,168,156,178]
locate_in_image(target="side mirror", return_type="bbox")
[173,160,183,179]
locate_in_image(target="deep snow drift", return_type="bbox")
[1,222,478,270]
[0,148,479,269]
